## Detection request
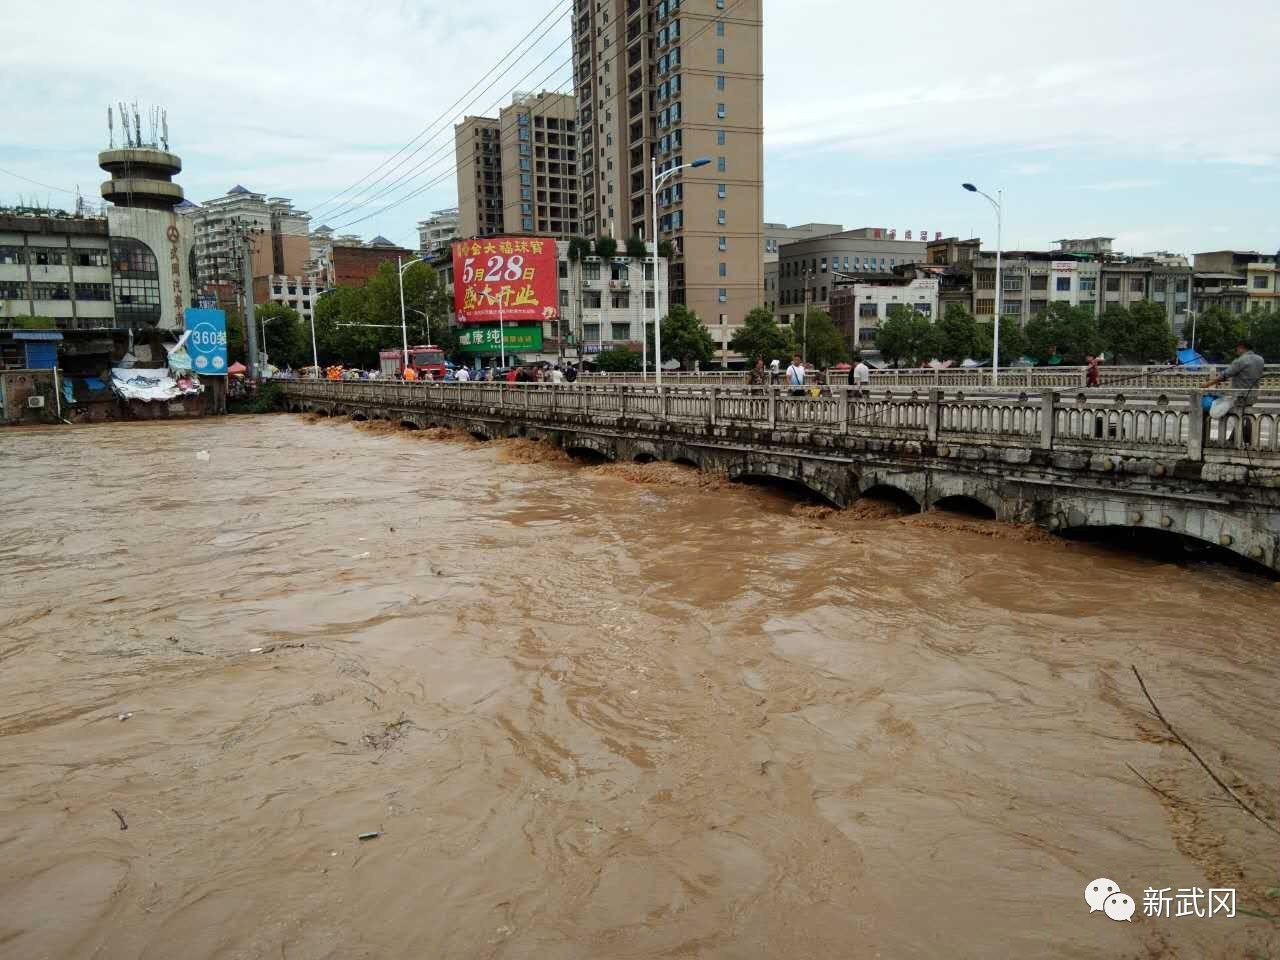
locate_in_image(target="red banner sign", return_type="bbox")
[452,236,559,324]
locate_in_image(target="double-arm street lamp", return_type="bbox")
[651,156,711,385]
[962,182,1003,386]
[397,255,430,369]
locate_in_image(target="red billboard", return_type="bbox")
[452,236,559,324]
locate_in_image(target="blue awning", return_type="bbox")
[12,330,64,341]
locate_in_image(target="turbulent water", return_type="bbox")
[1,415,1277,959]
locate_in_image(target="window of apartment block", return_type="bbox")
[1079,277,1096,293]
[716,129,726,146]
[520,158,530,171]
[1153,278,1167,293]
[859,303,878,318]
[716,48,725,65]
[716,102,726,118]
[718,236,727,251]
[717,183,726,199]
[584,261,600,280]
[716,0,725,7]
[1029,299,1048,315]
[717,156,726,172]
[716,74,725,91]
[718,262,727,278]
[0,245,26,264]
[584,322,600,340]
[1002,275,1022,292]
[0,280,27,298]
[1255,274,1271,289]
[522,217,534,230]
[584,290,602,308]
[74,282,112,301]
[1105,276,1120,292]
[610,322,630,340]
[1176,279,1188,293]
[32,282,70,300]
[717,209,726,224]
[1055,276,1071,292]
[976,270,995,289]
[74,248,109,267]
[1129,277,1144,293]
[718,288,728,302]
[31,247,67,266]
[1002,300,1022,315]
[976,298,995,314]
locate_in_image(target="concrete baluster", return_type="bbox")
[926,389,941,442]
[709,386,719,426]
[1187,391,1204,460]
[1041,391,1056,449]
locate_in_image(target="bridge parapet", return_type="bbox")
[281,381,1280,466]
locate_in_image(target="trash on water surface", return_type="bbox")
[358,831,381,841]
[195,450,211,462]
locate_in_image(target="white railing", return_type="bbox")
[577,365,1280,391]
[278,381,1280,463]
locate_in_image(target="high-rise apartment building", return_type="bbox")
[417,208,460,255]
[572,0,764,345]
[455,92,580,241]
[455,116,503,238]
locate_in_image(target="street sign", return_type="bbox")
[184,308,229,376]
[457,324,544,355]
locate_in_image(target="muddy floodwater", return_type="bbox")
[2,415,1278,959]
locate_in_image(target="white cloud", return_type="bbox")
[1081,179,1162,192]
[763,0,1280,165]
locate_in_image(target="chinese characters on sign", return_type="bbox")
[166,222,183,318]
[183,308,229,375]
[1142,888,1236,919]
[452,236,560,325]
[457,324,544,355]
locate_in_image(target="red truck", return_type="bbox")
[379,345,447,381]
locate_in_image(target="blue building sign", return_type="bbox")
[184,308,228,375]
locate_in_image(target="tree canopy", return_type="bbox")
[729,306,795,363]
[254,303,309,370]
[647,303,715,368]
[594,346,641,372]
[876,306,940,367]
[1023,302,1102,365]
[975,318,1029,364]
[799,309,846,368]
[1098,302,1176,363]
[936,304,980,361]
[1192,305,1249,360]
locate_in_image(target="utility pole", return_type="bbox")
[801,267,812,365]
[239,221,260,379]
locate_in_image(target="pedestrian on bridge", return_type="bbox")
[1203,339,1265,445]
[786,355,806,396]
[747,359,768,386]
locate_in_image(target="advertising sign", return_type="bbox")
[457,324,544,355]
[183,308,229,375]
[452,236,559,324]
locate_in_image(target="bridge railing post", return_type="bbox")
[837,386,848,432]
[768,386,777,428]
[926,388,941,442]
[659,385,668,422]
[1040,391,1056,449]
[709,386,719,426]
[1187,390,1204,460]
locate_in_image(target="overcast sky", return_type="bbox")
[3,0,1277,256]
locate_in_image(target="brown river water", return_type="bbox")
[1,415,1277,960]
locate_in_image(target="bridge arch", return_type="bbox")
[923,474,1002,520]
[856,473,924,513]
[727,456,850,506]
[1045,498,1278,574]
[561,433,617,461]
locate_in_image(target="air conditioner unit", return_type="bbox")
[27,396,45,409]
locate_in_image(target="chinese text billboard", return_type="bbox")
[183,308,228,375]
[457,324,544,355]
[452,236,559,324]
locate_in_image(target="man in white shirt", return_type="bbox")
[550,366,565,384]
[769,358,781,385]
[785,354,806,395]
[852,354,871,389]
[456,365,471,382]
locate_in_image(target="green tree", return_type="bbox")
[658,240,674,260]
[625,235,647,259]
[567,237,592,262]
[314,285,382,367]
[594,235,619,259]
[594,347,641,371]
[975,319,1029,364]
[729,307,795,363]
[224,304,246,365]
[799,309,846,368]
[876,305,940,367]
[1099,301,1176,363]
[1247,305,1280,360]
[936,303,979,361]
[254,303,308,369]
[647,303,715,368]
[1191,305,1247,360]
[1023,302,1101,364]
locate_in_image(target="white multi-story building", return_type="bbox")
[417,208,460,255]
[840,277,940,351]
[972,254,1102,323]
[183,186,311,297]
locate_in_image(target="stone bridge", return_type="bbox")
[279,380,1280,573]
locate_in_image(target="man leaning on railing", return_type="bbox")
[1202,338,1265,445]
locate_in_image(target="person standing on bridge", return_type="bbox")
[747,359,768,386]
[770,358,781,385]
[1203,339,1265,444]
[456,365,471,383]
[851,354,871,390]
[786,355,806,396]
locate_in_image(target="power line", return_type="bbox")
[308,0,572,222]
[326,0,748,234]
[0,165,76,196]
[325,40,574,230]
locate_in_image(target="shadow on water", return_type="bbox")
[1060,526,1278,579]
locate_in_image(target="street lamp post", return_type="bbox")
[963,183,1003,386]
[651,155,711,385]
[397,255,429,371]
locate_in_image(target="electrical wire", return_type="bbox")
[326,0,751,233]
[308,0,572,223]
[0,165,76,196]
